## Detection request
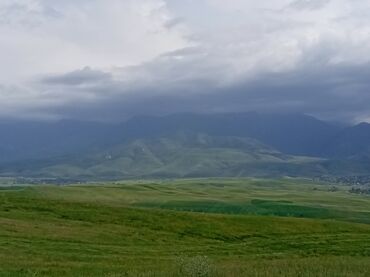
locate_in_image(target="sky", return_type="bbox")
[1,0,370,123]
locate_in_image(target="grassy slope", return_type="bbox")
[19,134,324,179]
[0,178,370,276]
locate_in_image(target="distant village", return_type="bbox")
[0,177,84,186]
[315,175,370,195]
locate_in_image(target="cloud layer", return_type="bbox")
[1,0,370,122]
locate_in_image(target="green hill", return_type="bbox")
[1,113,370,179]
[15,133,324,179]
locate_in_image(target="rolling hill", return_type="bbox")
[0,113,369,179]
[5,132,323,179]
[0,113,340,163]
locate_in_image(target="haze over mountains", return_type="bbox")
[0,112,369,179]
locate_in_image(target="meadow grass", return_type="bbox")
[0,178,369,276]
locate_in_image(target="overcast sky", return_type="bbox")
[1,0,370,123]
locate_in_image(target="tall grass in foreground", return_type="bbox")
[10,256,369,277]
[137,256,369,277]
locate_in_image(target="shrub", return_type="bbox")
[175,256,214,277]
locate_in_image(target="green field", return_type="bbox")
[0,178,370,276]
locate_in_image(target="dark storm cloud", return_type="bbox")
[42,67,112,86]
[39,59,370,123]
[212,63,370,122]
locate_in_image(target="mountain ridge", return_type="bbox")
[0,112,369,179]
[7,132,324,179]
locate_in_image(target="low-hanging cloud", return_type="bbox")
[1,0,370,123]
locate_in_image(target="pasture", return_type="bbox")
[0,178,369,276]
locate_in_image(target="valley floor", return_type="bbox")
[0,178,369,276]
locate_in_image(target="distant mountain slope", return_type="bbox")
[0,113,340,164]
[120,113,341,157]
[8,133,323,179]
[0,113,370,179]
[0,120,117,163]
[322,123,370,159]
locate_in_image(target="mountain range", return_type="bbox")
[0,112,369,179]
